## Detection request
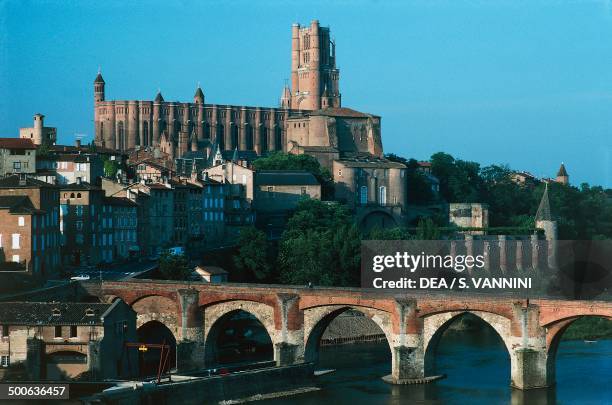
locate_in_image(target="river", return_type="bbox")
[261,328,611,405]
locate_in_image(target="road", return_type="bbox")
[66,260,158,281]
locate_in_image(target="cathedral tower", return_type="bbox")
[290,20,340,110]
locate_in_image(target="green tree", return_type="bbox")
[430,152,481,203]
[278,199,360,286]
[385,155,435,204]
[158,251,192,280]
[233,226,271,281]
[104,159,119,178]
[415,218,441,240]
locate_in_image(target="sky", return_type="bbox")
[1,0,611,188]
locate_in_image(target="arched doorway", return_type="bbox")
[360,210,397,233]
[304,307,392,378]
[204,309,273,367]
[548,316,611,403]
[137,320,177,377]
[424,312,510,396]
[45,351,87,380]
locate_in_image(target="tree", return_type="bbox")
[415,218,441,240]
[385,155,435,204]
[158,251,192,280]
[104,159,119,178]
[233,226,271,281]
[278,199,360,286]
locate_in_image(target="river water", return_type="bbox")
[262,328,611,405]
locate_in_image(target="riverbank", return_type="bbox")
[83,363,315,404]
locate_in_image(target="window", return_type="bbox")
[11,234,19,249]
[1,325,8,337]
[13,162,21,171]
[76,205,83,216]
[54,326,62,338]
[70,193,75,198]
[70,325,77,338]
[0,356,9,367]
[379,186,387,205]
[18,216,24,226]
[338,169,342,177]
[77,193,82,198]
[360,186,368,205]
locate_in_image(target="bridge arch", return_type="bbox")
[303,305,393,363]
[203,300,278,367]
[137,320,177,376]
[423,310,512,375]
[545,315,612,385]
[131,295,180,340]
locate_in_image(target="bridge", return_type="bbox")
[82,280,612,390]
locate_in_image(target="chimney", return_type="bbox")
[75,139,81,148]
[76,177,82,185]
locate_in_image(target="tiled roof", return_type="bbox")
[59,181,101,191]
[0,302,114,325]
[0,195,41,214]
[103,196,138,207]
[300,107,378,118]
[255,170,320,186]
[0,175,57,189]
[0,138,36,149]
[336,156,406,169]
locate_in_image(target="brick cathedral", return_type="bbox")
[94,20,408,228]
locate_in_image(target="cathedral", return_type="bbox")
[93,20,377,162]
[94,20,407,228]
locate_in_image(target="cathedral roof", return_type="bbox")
[155,92,164,102]
[94,73,105,84]
[535,183,552,222]
[306,107,378,118]
[557,163,568,177]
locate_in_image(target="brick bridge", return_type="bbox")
[83,280,612,389]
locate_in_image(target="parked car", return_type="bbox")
[70,274,90,281]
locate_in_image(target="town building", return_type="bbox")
[254,170,321,212]
[19,114,56,146]
[0,138,36,176]
[36,152,103,185]
[254,170,320,238]
[448,203,489,234]
[0,300,137,380]
[0,175,61,278]
[59,179,105,266]
[332,157,407,230]
[195,265,228,283]
[104,197,139,261]
[203,162,255,201]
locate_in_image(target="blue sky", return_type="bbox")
[1,0,611,187]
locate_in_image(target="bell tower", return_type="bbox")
[290,20,340,110]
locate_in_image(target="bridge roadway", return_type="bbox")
[81,279,612,389]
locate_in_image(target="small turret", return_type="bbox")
[280,83,291,109]
[94,71,105,103]
[556,163,569,185]
[194,85,204,104]
[154,91,164,103]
